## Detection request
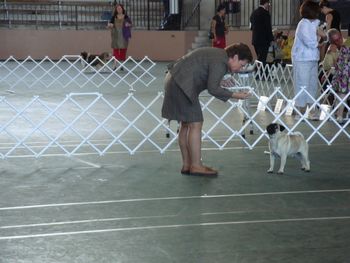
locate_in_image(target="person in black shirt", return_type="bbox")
[319,0,341,31]
[319,0,341,60]
[250,0,274,64]
[210,4,228,49]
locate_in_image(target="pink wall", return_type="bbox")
[0,29,197,61]
[226,30,256,59]
[0,29,299,61]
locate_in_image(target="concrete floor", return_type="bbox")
[1,144,350,263]
[1,61,350,262]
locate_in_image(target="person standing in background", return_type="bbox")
[291,0,326,121]
[162,0,170,20]
[160,0,170,29]
[319,0,341,31]
[250,0,274,64]
[211,4,228,49]
[319,0,341,60]
[107,4,132,70]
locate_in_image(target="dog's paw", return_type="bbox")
[302,166,310,172]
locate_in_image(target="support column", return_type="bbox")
[199,0,216,30]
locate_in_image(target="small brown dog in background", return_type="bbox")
[80,51,110,70]
[266,123,310,174]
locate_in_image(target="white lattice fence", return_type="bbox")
[0,56,156,91]
[0,57,333,97]
[239,61,334,101]
[0,88,349,159]
[0,92,172,158]
[0,56,348,158]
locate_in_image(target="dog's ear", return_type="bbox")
[81,52,87,60]
[266,123,276,136]
[279,124,286,132]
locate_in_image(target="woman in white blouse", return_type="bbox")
[292,0,326,120]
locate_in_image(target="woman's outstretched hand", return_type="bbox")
[232,91,251,100]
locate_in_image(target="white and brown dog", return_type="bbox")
[266,123,310,174]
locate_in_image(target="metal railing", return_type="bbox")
[215,0,300,29]
[1,1,114,30]
[0,0,197,30]
[182,0,201,29]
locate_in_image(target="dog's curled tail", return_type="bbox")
[292,131,304,138]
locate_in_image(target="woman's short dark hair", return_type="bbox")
[260,0,270,5]
[300,0,320,20]
[217,4,226,13]
[225,43,253,63]
[319,0,330,8]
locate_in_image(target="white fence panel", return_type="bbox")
[0,88,349,159]
[0,56,156,91]
[0,57,349,159]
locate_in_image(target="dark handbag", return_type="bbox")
[208,30,214,40]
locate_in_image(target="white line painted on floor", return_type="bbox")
[2,141,349,159]
[1,214,178,229]
[0,137,243,148]
[39,164,126,170]
[72,157,101,168]
[1,216,350,240]
[1,189,350,211]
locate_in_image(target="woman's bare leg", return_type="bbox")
[188,122,203,167]
[178,122,191,170]
[179,121,217,175]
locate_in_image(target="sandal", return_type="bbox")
[189,165,218,176]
